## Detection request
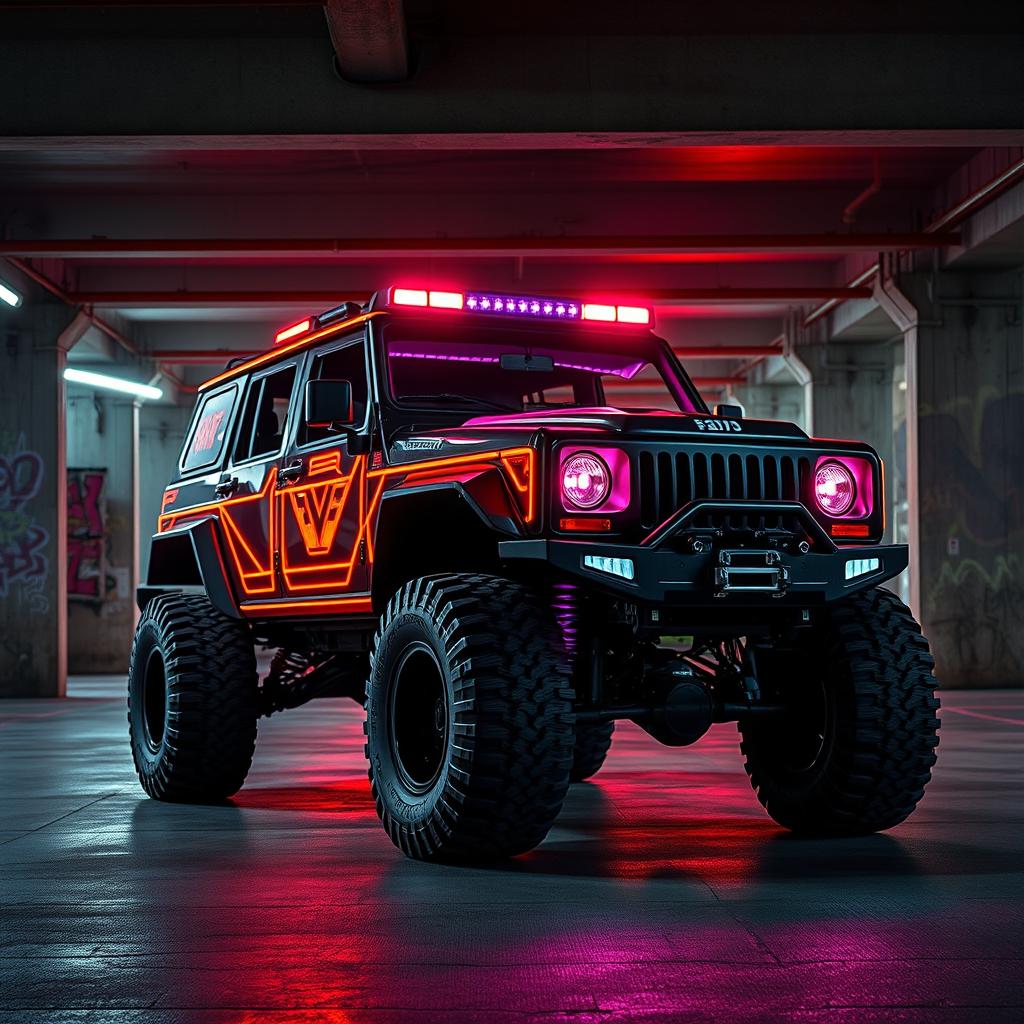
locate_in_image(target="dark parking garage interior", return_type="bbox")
[1,3,1024,1021]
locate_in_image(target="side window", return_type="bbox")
[299,337,370,447]
[232,364,297,464]
[181,386,237,473]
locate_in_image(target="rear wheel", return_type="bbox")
[740,587,940,835]
[128,594,258,801]
[365,574,575,861]
[570,721,615,782]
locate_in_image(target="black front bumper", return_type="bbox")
[500,537,907,607]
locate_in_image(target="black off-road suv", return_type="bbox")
[130,285,939,861]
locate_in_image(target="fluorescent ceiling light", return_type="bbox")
[0,279,22,308]
[64,367,163,401]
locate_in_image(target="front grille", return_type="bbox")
[637,448,812,530]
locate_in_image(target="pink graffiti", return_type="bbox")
[0,451,44,511]
[68,470,105,537]
[67,536,102,598]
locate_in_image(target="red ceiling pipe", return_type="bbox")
[0,233,961,260]
[75,291,373,307]
[804,154,1024,327]
[4,256,138,356]
[73,286,872,305]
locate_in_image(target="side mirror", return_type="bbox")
[305,379,354,428]
[714,403,744,419]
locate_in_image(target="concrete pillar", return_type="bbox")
[138,402,194,583]
[796,335,900,540]
[0,303,82,697]
[900,269,1024,688]
[65,392,141,674]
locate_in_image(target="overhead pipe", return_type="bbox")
[4,256,139,357]
[0,233,960,261]
[72,285,874,307]
[68,286,873,311]
[842,151,882,226]
[804,154,1024,328]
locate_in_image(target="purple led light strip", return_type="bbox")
[465,292,580,320]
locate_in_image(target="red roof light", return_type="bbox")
[274,318,312,344]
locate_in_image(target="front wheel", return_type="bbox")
[128,594,258,801]
[365,574,575,861]
[740,587,940,835]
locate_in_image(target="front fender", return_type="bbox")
[138,516,241,618]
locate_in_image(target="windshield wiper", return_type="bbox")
[399,393,520,413]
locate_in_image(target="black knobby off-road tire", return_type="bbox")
[740,587,940,835]
[571,721,615,782]
[128,593,259,801]
[365,574,575,861]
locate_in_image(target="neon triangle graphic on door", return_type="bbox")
[289,480,348,555]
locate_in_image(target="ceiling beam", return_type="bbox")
[70,286,873,306]
[0,234,960,259]
[323,0,408,83]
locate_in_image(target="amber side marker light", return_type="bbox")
[560,517,613,532]
[831,522,871,538]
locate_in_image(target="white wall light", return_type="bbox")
[64,367,163,401]
[0,279,23,308]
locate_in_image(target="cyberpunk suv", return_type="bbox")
[129,285,940,861]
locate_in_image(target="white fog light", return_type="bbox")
[583,555,635,581]
[844,557,880,581]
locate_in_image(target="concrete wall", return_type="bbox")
[63,395,191,674]
[0,304,70,697]
[797,338,899,544]
[907,270,1024,688]
[138,403,193,582]
[65,394,139,674]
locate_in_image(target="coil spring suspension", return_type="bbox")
[552,581,580,667]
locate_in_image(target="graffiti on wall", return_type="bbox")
[921,387,1024,685]
[0,435,50,614]
[67,468,109,602]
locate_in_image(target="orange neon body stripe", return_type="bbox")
[199,313,381,392]
[159,446,537,615]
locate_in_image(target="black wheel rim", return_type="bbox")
[142,648,168,753]
[388,642,449,794]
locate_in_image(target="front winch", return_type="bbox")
[714,549,790,596]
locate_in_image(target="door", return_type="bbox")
[217,360,299,600]
[275,332,371,599]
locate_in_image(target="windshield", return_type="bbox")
[383,322,698,415]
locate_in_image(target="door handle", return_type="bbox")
[278,459,304,484]
[214,475,238,498]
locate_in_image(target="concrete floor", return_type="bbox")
[1,681,1022,1024]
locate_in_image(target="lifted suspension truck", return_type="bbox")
[129,285,939,861]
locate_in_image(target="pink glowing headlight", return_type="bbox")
[561,452,610,510]
[814,461,856,516]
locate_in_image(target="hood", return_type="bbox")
[388,406,809,464]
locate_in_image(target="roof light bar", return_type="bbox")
[429,290,464,309]
[388,285,652,327]
[392,288,428,307]
[616,305,651,325]
[581,303,616,322]
[275,318,312,344]
[64,367,163,401]
[466,292,581,320]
